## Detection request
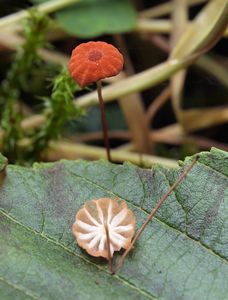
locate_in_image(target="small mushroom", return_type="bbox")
[68,41,124,162]
[72,198,136,261]
[68,41,124,88]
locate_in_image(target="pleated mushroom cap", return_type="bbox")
[72,198,136,259]
[68,41,124,88]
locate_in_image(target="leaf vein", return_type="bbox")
[0,276,38,300]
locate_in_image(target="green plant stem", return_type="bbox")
[30,68,83,160]
[96,81,111,162]
[0,10,50,162]
[0,0,80,31]
[114,155,199,274]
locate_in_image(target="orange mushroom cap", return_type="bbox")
[72,198,136,259]
[68,41,124,88]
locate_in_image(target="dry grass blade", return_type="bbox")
[114,35,150,154]
[0,32,69,65]
[136,19,172,33]
[196,55,228,88]
[149,33,228,88]
[145,87,171,128]
[169,0,228,131]
[170,0,228,59]
[145,86,171,152]
[170,0,188,125]
[118,92,151,153]
[70,131,130,143]
[136,20,227,36]
[73,127,228,153]
[44,141,178,168]
[181,107,228,131]
[139,0,208,18]
[151,124,228,152]
[0,0,80,31]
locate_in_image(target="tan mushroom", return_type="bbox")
[72,198,136,259]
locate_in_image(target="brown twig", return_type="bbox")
[148,34,170,53]
[145,86,171,127]
[114,155,199,274]
[145,86,171,151]
[96,80,111,162]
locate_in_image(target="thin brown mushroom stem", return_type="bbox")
[96,80,111,162]
[104,222,113,274]
[114,155,199,274]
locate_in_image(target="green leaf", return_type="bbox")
[32,0,137,37]
[1,148,228,299]
[55,0,137,37]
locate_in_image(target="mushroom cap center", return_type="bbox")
[88,50,103,62]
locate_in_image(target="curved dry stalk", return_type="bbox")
[151,124,228,152]
[180,106,228,132]
[146,33,228,88]
[114,155,199,274]
[148,34,170,53]
[45,141,178,168]
[0,0,80,31]
[170,0,188,127]
[196,55,228,88]
[0,32,69,65]
[139,0,208,18]
[145,86,171,127]
[113,34,151,154]
[72,129,228,153]
[145,86,171,152]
